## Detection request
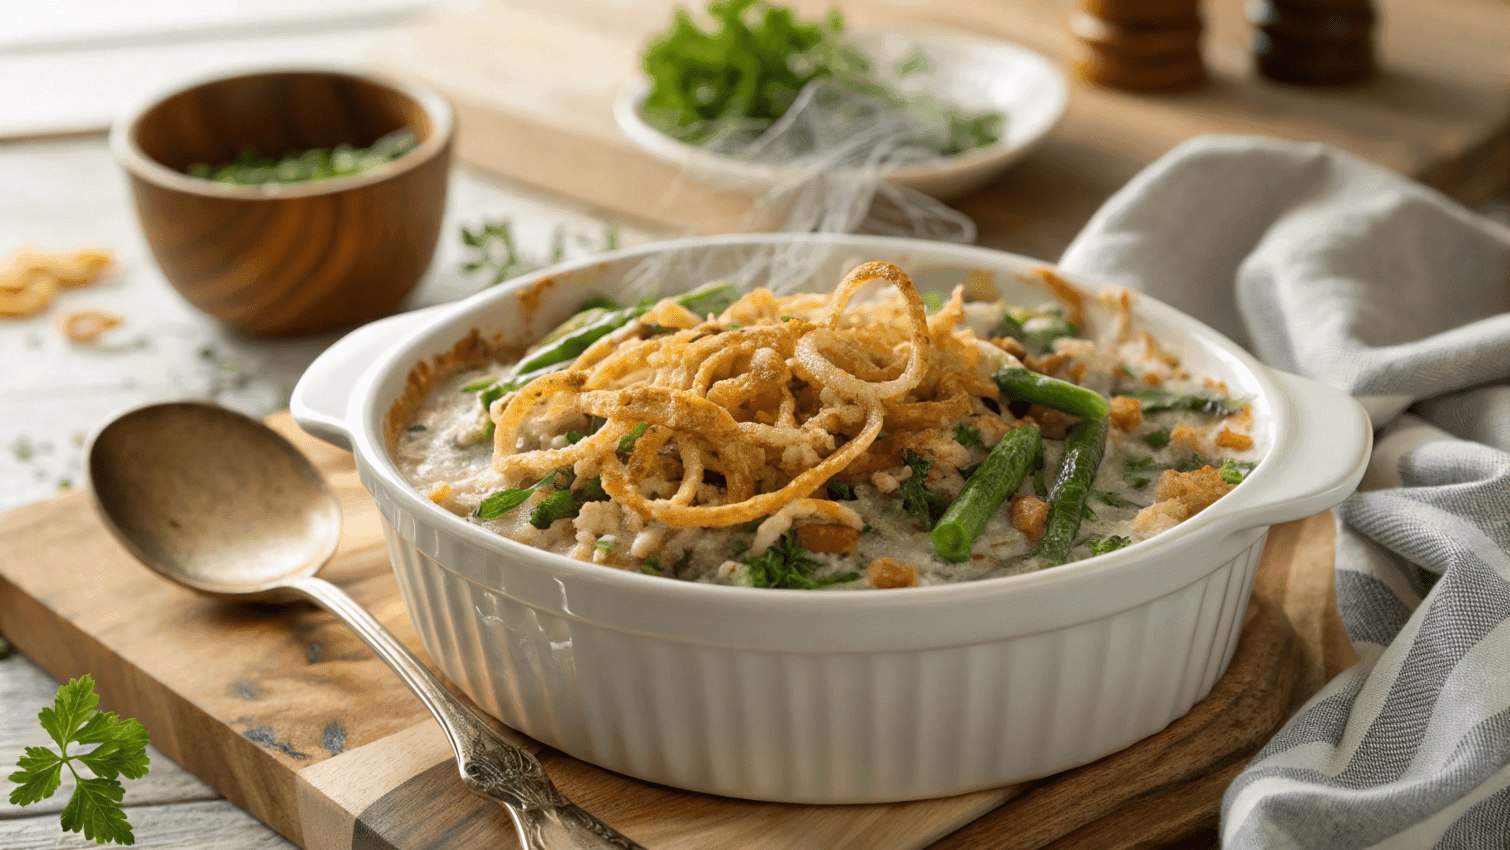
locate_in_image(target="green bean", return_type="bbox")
[513,279,737,375]
[1036,417,1109,567]
[993,366,1110,420]
[1125,387,1243,417]
[931,424,1042,562]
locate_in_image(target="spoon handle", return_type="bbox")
[286,575,646,850]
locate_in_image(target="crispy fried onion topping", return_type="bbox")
[488,261,1001,528]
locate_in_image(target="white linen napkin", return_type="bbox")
[1059,134,1510,849]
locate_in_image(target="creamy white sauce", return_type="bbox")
[394,300,1262,589]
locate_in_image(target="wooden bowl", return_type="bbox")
[110,68,454,337]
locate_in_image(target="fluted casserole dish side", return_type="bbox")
[292,233,1370,803]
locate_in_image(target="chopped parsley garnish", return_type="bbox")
[578,477,609,502]
[1140,428,1171,449]
[406,424,427,432]
[476,468,606,526]
[922,291,944,314]
[475,470,566,520]
[826,480,854,500]
[727,322,743,329]
[594,537,617,555]
[640,557,662,575]
[954,422,986,451]
[1091,490,1139,508]
[617,422,650,458]
[1089,535,1133,556]
[742,529,857,589]
[993,306,1078,354]
[1121,455,1158,490]
[1218,458,1249,484]
[529,475,610,529]
[1119,364,1137,380]
[899,449,949,529]
[567,416,607,445]
[529,489,578,528]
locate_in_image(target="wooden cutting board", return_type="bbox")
[0,412,1349,850]
[372,0,1510,260]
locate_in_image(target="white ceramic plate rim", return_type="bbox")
[612,30,1068,191]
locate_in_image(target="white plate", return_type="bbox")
[613,30,1068,200]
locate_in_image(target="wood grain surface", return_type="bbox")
[0,412,1344,850]
[119,70,453,337]
[372,0,1510,261]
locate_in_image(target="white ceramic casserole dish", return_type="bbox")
[291,233,1370,804]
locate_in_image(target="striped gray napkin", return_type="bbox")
[1059,134,1510,849]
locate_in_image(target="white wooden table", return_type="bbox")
[0,133,643,849]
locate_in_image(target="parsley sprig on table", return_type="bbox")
[8,675,151,846]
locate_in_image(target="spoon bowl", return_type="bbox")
[89,402,338,599]
[86,401,643,850]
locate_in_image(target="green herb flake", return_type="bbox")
[899,449,949,529]
[922,291,944,314]
[617,423,650,458]
[1218,458,1248,485]
[640,557,662,575]
[1140,428,1171,449]
[1090,535,1133,556]
[1091,490,1139,509]
[578,477,610,503]
[826,481,854,501]
[1130,476,1151,490]
[742,528,856,590]
[406,424,427,432]
[7,675,151,846]
[475,468,572,520]
[529,489,578,529]
[594,537,617,555]
[954,422,986,451]
[475,486,537,520]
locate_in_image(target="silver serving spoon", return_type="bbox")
[87,401,645,850]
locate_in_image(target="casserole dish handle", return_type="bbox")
[1211,367,1373,532]
[291,306,447,451]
